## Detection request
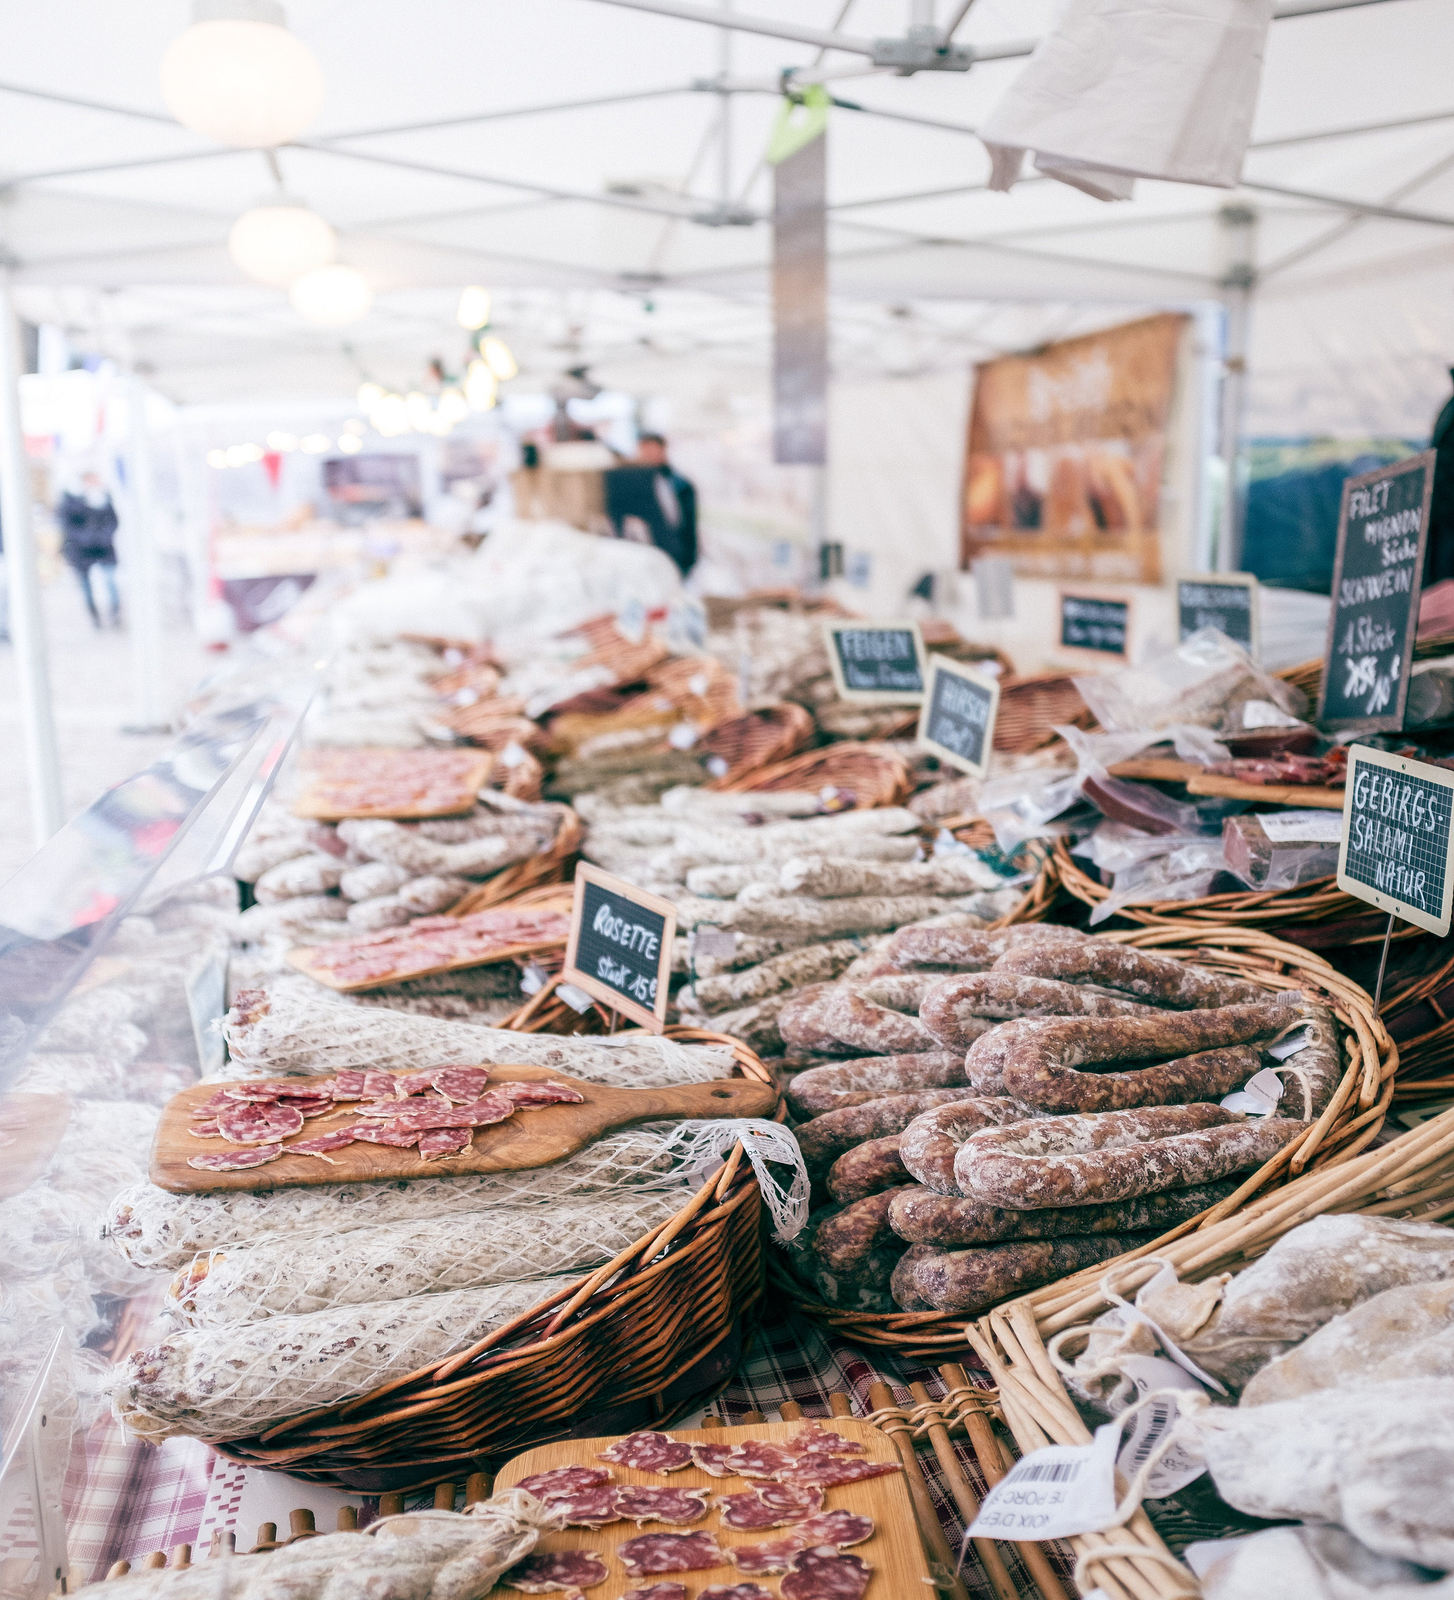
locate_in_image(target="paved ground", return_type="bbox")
[0,570,212,886]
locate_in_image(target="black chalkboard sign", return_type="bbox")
[1060,593,1129,656]
[918,655,1000,778]
[1178,574,1258,654]
[562,863,677,1031]
[1338,744,1454,936]
[823,620,926,704]
[1318,450,1435,732]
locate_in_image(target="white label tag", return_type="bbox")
[1242,699,1302,729]
[1114,1392,1206,1500]
[1268,1027,1312,1060]
[692,929,737,960]
[668,722,698,750]
[1258,810,1343,842]
[557,982,596,1013]
[1220,1066,1286,1117]
[617,599,646,643]
[967,1425,1119,1541]
[706,755,729,778]
[688,672,709,697]
[520,961,548,996]
[500,741,528,769]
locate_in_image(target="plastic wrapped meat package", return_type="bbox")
[1074,820,1232,924]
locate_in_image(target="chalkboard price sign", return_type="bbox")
[1318,450,1435,732]
[918,655,1000,777]
[562,863,677,1031]
[1337,744,1454,937]
[1060,593,1129,656]
[823,620,927,704]
[1178,573,1258,655]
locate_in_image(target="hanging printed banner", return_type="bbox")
[1337,745,1454,937]
[960,313,1186,585]
[562,863,677,1031]
[1317,450,1435,732]
[772,119,827,466]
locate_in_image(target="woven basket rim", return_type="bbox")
[785,923,1396,1353]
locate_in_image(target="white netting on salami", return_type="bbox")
[221,978,735,1087]
[168,1186,691,1326]
[107,1275,578,1442]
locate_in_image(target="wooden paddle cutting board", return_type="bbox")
[149,1065,777,1194]
[493,1418,930,1600]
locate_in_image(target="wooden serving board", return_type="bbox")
[494,1418,929,1600]
[149,1066,777,1195]
[292,751,493,821]
[285,930,568,994]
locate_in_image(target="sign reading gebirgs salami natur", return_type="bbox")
[822,619,927,704]
[1178,573,1258,656]
[562,863,678,1032]
[1337,745,1454,937]
[1318,450,1436,732]
[918,654,1001,778]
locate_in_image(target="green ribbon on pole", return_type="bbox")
[766,84,830,166]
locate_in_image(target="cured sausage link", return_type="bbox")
[998,1000,1296,1113]
[826,1135,909,1203]
[897,1097,1038,1196]
[919,972,1162,1048]
[794,1088,992,1174]
[822,984,943,1055]
[993,941,1268,1008]
[787,1052,965,1118]
[895,1231,1157,1313]
[883,921,1085,973]
[957,1104,1307,1209]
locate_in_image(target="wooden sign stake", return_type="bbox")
[1371,912,1395,1013]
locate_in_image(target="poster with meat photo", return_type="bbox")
[959,312,1187,586]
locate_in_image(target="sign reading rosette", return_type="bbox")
[823,619,926,704]
[918,655,1001,777]
[1338,745,1454,937]
[562,863,678,1031]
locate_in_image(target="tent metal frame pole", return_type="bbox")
[123,375,169,735]
[1216,204,1256,573]
[0,266,63,844]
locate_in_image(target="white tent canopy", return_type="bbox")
[2,0,1451,438]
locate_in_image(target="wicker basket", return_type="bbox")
[213,1026,777,1490]
[781,924,1395,1356]
[700,702,815,789]
[1051,837,1419,948]
[711,742,912,807]
[966,1100,1454,1600]
[1276,628,1454,708]
[447,807,582,915]
[994,673,1094,754]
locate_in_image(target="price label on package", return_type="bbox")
[968,1426,1120,1540]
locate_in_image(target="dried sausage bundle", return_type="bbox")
[778,853,1003,900]
[887,1179,1236,1245]
[726,886,1004,939]
[796,1088,999,1174]
[893,1232,1155,1313]
[994,939,1267,1009]
[883,921,1086,973]
[689,940,866,1013]
[919,972,1161,1048]
[787,1052,965,1118]
[898,1097,1039,1195]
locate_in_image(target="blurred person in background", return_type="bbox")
[58,470,120,628]
[634,433,697,577]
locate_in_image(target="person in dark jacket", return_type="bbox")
[1425,369,1454,590]
[632,433,698,577]
[58,471,120,627]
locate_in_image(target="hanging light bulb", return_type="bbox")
[160,0,325,149]
[371,393,409,436]
[465,359,497,411]
[338,434,362,454]
[456,286,492,331]
[206,448,228,468]
[229,200,335,285]
[300,433,332,454]
[290,264,372,326]
[266,430,298,451]
[437,388,470,425]
[481,336,517,381]
[357,382,384,410]
[404,392,434,432]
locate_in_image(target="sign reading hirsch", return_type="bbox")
[823,620,927,704]
[1337,745,1454,937]
[562,863,677,1031]
[1318,451,1435,732]
[918,655,1000,777]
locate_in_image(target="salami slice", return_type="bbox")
[355,1094,514,1130]
[618,1531,725,1576]
[690,1441,738,1476]
[350,1122,421,1148]
[187,1121,221,1139]
[191,1091,240,1118]
[287,1128,360,1160]
[614,1486,710,1525]
[187,1143,283,1172]
[432,1065,492,1102]
[597,1430,694,1474]
[501,1549,610,1592]
[700,1587,774,1600]
[729,1512,875,1576]
[504,1081,586,1109]
[516,1466,614,1501]
[722,1440,798,1479]
[393,1070,443,1096]
[781,1547,872,1600]
[782,1423,865,1458]
[277,1097,334,1118]
[332,1069,367,1099]
[547,1485,623,1527]
[418,1127,472,1160]
[216,1102,304,1144]
[717,1485,824,1530]
[221,1081,311,1102]
[778,1457,901,1490]
[624,1587,688,1600]
[362,1069,404,1101]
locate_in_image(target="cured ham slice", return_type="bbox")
[778,1457,901,1491]
[728,1512,875,1576]
[417,1127,471,1160]
[546,1485,622,1527]
[187,1121,221,1139]
[217,1102,304,1144]
[351,1123,421,1148]
[432,1065,492,1103]
[781,1547,872,1600]
[505,1081,586,1110]
[690,1441,737,1477]
[287,1128,360,1161]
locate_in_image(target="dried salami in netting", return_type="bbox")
[166,1187,691,1327]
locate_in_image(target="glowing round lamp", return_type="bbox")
[482,337,517,381]
[290,264,372,325]
[206,448,228,468]
[465,359,497,411]
[457,286,492,330]
[160,3,325,149]
[229,203,335,285]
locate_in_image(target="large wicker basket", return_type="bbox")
[711,742,912,807]
[701,702,815,789]
[780,924,1396,1356]
[213,1027,776,1490]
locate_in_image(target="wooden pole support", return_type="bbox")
[867,1382,973,1600]
[379,1493,406,1518]
[105,1563,130,1580]
[779,1401,805,1421]
[433,1483,456,1512]
[828,1392,854,1418]
[337,1508,359,1532]
[141,1553,167,1570]
[464,1472,491,1505]
[740,1410,766,1425]
[288,1510,317,1543]
[701,1414,723,1430]
[169,1545,192,1569]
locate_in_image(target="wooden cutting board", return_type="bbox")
[149,1065,777,1194]
[292,751,493,821]
[494,1418,929,1600]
